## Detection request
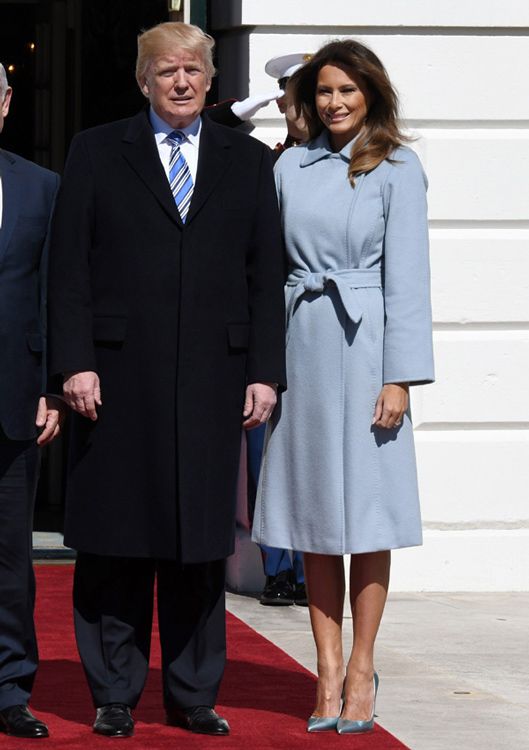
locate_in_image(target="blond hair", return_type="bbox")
[136,22,215,86]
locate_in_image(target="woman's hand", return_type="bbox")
[372,383,409,430]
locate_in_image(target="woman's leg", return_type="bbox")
[304,553,345,717]
[341,550,390,721]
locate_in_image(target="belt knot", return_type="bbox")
[303,272,332,293]
[285,267,382,329]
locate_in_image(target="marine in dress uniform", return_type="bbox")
[201,55,311,607]
[247,53,312,607]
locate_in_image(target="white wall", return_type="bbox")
[213,0,529,591]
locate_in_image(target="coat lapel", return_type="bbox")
[0,150,21,267]
[120,110,232,227]
[121,110,183,226]
[185,116,232,225]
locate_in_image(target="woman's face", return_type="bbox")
[315,64,368,151]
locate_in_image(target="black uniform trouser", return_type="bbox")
[0,428,40,711]
[73,552,226,710]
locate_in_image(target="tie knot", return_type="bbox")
[167,130,186,146]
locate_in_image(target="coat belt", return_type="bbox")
[286,268,382,326]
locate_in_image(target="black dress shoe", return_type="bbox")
[93,703,134,737]
[0,705,49,738]
[167,706,230,735]
[259,570,295,606]
[293,581,309,606]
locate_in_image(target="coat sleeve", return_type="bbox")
[48,133,97,378]
[382,149,435,386]
[246,144,287,390]
[204,99,243,128]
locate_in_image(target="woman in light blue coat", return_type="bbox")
[253,40,434,733]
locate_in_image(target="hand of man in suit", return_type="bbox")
[63,371,102,421]
[36,396,67,445]
[242,383,277,430]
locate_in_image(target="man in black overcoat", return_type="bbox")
[0,63,63,739]
[48,22,286,738]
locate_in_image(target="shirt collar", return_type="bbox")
[149,106,202,148]
[300,130,360,167]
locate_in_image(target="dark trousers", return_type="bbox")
[0,427,40,711]
[73,553,226,710]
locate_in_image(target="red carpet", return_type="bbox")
[1,565,410,748]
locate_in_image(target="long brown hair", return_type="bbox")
[289,39,409,186]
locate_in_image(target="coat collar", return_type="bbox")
[300,130,359,167]
[121,109,232,227]
[0,148,21,266]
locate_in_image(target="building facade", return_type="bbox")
[211,0,529,591]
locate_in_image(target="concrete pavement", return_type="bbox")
[227,591,529,750]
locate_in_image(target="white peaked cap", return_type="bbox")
[265,53,312,80]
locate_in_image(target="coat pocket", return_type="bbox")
[93,315,127,343]
[226,323,250,350]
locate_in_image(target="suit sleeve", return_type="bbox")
[382,150,435,386]
[246,144,287,390]
[48,133,98,378]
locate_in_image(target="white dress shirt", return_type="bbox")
[149,107,201,184]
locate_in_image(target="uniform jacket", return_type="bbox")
[0,149,59,440]
[48,110,286,563]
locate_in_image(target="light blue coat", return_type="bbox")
[252,132,434,555]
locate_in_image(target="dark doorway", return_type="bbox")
[80,0,169,129]
[1,0,171,171]
[0,2,37,159]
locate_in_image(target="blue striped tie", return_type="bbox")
[167,130,193,222]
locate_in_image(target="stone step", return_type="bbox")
[32,532,76,560]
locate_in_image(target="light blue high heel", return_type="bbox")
[307,684,344,732]
[307,715,340,732]
[336,671,379,735]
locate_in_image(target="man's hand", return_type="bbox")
[242,382,278,430]
[63,370,102,420]
[35,396,67,445]
[372,383,409,430]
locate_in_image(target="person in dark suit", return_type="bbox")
[48,22,286,739]
[0,63,63,740]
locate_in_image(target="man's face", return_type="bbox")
[0,86,12,135]
[140,49,211,129]
[276,79,308,141]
